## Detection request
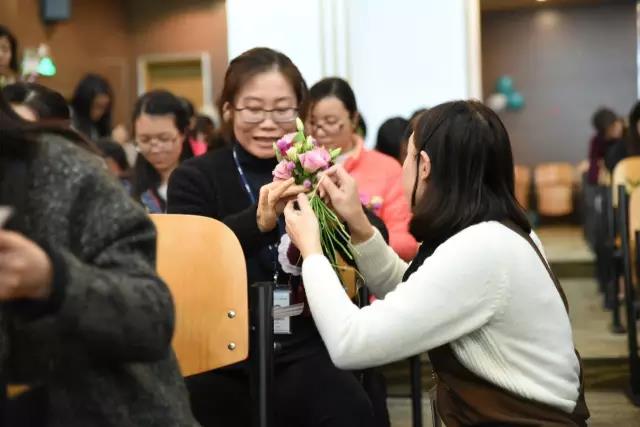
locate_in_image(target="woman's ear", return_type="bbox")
[222,102,232,122]
[419,151,431,182]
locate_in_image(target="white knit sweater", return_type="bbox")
[301,221,581,413]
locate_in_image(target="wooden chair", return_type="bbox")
[602,158,640,332]
[514,165,531,210]
[534,163,575,216]
[612,157,640,208]
[615,186,640,405]
[150,214,249,375]
[6,214,250,403]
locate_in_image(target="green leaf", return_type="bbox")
[274,143,282,161]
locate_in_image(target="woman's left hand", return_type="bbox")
[284,193,323,259]
[0,231,53,300]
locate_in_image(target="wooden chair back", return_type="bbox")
[150,214,249,376]
[612,156,640,207]
[534,163,575,216]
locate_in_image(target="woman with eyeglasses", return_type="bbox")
[168,47,378,427]
[131,90,194,213]
[306,78,418,261]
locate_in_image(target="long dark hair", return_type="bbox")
[3,82,71,123]
[0,25,19,74]
[409,100,530,247]
[0,90,97,231]
[70,74,113,138]
[131,90,192,202]
[219,47,307,142]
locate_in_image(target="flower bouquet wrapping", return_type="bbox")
[273,118,360,285]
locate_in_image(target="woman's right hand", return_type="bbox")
[257,178,306,232]
[319,166,374,243]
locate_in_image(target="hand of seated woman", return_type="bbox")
[283,193,322,259]
[257,178,306,232]
[319,166,374,244]
[0,231,53,300]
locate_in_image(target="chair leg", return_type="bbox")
[409,355,422,427]
[250,282,275,427]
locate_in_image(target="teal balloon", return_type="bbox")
[495,75,514,95]
[507,91,525,111]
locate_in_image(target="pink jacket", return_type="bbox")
[344,137,418,261]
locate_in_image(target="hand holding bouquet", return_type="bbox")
[273,118,357,271]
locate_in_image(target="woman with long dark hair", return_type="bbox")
[0,25,18,87]
[0,91,197,426]
[3,82,71,125]
[70,74,115,140]
[285,100,589,426]
[131,89,193,213]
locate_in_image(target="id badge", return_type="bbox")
[273,286,292,335]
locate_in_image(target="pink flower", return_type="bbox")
[299,147,331,173]
[273,160,295,180]
[303,179,312,189]
[276,133,296,156]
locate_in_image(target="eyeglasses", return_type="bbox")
[309,119,346,136]
[135,133,179,153]
[233,106,298,124]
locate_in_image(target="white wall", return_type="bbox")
[226,0,326,87]
[226,0,481,146]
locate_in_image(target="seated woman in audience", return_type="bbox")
[306,78,418,261]
[587,107,623,184]
[3,82,71,125]
[168,47,380,427]
[605,101,640,172]
[191,114,217,154]
[71,74,129,144]
[375,116,410,163]
[284,100,590,426]
[0,92,197,426]
[0,25,18,87]
[131,90,191,213]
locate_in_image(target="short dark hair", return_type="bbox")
[70,74,113,138]
[131,89,193,201]
[180,97,195,119]
[376,117,409,160]
[591,107,618,136]
[96,137,130,173]
[2,82,70,122]
[306,77,358,120]
[409,100,530,246]
[0,25,19,73]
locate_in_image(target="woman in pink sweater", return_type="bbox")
[306,78,418,261]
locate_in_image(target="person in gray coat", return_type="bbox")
[0,92,198,426]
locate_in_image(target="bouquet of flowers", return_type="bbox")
[273,118,358,273]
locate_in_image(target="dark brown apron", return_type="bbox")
[427,221,590,426]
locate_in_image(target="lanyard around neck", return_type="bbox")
[232,146,257,205]
[232,145,282,283]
